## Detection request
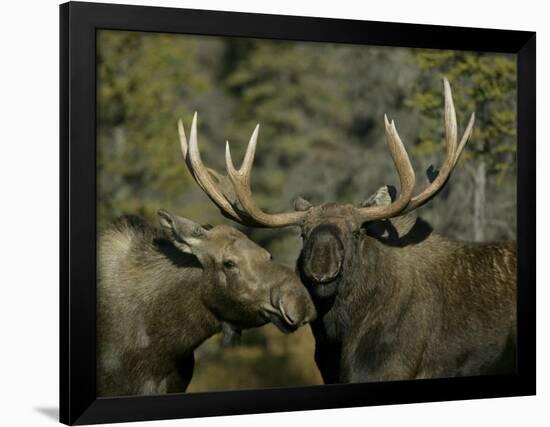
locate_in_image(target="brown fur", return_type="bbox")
[297,201,516,383]
[97,214,316,396]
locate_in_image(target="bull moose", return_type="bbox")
[97,211,316,396]
[178,78,516,383]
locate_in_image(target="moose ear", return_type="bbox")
[359,185,396,208]
[158,209,207,254]
[293,197,312,212]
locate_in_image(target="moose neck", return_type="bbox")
[355,235,407,307]
[145,257,223,355]
[309,233,407,344]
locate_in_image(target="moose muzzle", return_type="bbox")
[265,271,317,333]
[301,224,345,285]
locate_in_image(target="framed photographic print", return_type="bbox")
[60,1,536,424]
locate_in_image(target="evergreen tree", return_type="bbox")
[408,50,517,240]
[97,31,229,227]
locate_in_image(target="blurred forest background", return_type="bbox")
[97,30,517,392]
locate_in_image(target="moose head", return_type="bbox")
[177,78,474,300]
[157,209,317,333]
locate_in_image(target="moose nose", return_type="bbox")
[280,300,317,326]
[310,271,339,284]
[278,301,301,326]
[302,299,317,323]
[272,286,317,326]
[302,225,344,285]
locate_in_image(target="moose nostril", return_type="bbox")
[278,302,299,326]
[272,285,315,327]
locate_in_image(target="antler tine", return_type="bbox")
[225,124,259,185]
[241,124,259,184]
[179,117,206,193]
[178,118,188,160]
[225,126,307,228]
[179,113,243,222]
[444,77,458,160]
[401,78,475,214]
[454,112,475,165]
[357,114,416,222]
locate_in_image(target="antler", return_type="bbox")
[355,114,416,222]
[178,113,245,223]
[222,116,417,226]
[221,110,417,226]
[400,77,475,214]
[180,78,473,228]
[224,125,308,227]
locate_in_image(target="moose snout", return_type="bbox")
[271,284,317,327]
[301,225,345,285]
[308,270,340,284]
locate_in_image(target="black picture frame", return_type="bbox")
[60,1,536,425]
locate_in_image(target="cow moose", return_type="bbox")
[179,78,517,384]
[97,211,316,396]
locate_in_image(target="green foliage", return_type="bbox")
[406,50,517,240]
[97,31,232,228]
[408,50,517,176]
[224,41,352,198]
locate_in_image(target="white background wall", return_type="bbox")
[0,0,546,425]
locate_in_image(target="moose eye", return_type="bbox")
[223,260,236,269]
